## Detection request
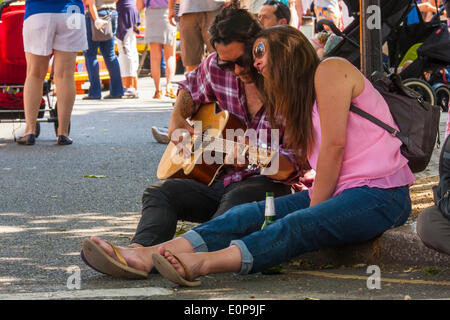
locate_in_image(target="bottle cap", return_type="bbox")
[266,192,274,197]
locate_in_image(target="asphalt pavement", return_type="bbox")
[0,75,449,302]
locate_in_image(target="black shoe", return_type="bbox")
[82,95,101,100]
[57,135,73,145]
[103,95,122,99]
[16,134,35,145]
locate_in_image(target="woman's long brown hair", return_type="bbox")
[255,26,320,167]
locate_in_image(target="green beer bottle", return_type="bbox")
[261,192,276,230]
[261,192,283,275]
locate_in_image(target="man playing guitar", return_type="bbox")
[130,6,303,249]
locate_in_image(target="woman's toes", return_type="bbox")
[91,236,114,255]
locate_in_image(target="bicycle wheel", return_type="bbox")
[433,83,450,112]
[402,78,436,106]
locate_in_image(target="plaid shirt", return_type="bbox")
[176,52,302,187]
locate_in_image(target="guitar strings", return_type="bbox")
[191,133,274,165]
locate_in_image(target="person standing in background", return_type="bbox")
[313,0,343,30]
[417,0,442,22]
[138,0,177,99]
[18,0,88,145]
[83,0,124,100]
[258,0,291,28]
[288,0,299,28]
[240,0,265,15]
[295,0,343,30]
[168,0,225,72]
[116,0,140,98]
[295,0,312,28]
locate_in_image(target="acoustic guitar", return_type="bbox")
[156,103,277,186]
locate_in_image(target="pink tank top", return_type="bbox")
[308,77,415,197]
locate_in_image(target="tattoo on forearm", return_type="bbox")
[179,90,199,118]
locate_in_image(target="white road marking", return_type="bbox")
[0,287,173,300]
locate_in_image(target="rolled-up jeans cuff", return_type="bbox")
[180,230,208,252]
[230,240,253,275]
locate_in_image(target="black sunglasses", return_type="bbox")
[216,53,250,72]
[253,42,265,59]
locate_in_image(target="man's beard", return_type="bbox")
[236,70,254,84]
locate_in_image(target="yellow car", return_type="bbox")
[45,55,109,95]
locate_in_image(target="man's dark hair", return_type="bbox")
[263,0,291,24]
[209,6,262,50]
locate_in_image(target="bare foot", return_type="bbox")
[90,236,154,273]
[158,246,206,281]
[128,243,144,248]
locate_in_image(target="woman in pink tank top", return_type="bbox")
[78,24,415,285]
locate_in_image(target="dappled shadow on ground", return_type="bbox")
[0,210,143,292]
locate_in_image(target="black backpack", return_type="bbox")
[433,134,450,220]
[350,72,441,173]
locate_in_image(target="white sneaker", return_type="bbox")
[151,126,170,144]
[124,88,138,98]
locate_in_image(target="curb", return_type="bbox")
[295,224,450,267]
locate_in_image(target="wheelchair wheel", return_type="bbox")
[432,83,450,112]
[402,78,436,106]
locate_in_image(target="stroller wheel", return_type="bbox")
[432,84,450,112]
[402,78,436,106]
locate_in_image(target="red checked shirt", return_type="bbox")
[176,52,302,187]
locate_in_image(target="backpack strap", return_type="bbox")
[349,104,406,144]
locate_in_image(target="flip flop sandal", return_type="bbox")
[152,250,201,287]
[81,238,148,279]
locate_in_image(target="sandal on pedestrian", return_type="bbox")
[152,250,201,287]
[153,90,162,99]
[165,88,176,99]
[81,238,149,279]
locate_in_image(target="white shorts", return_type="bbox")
[116,29,139,77]
[23,12,88,56]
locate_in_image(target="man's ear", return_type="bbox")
[278,18,288,25]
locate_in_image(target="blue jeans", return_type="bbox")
[182,186,411,274]
[84,9,124,98]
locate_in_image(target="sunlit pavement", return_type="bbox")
[0,76,449,301]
